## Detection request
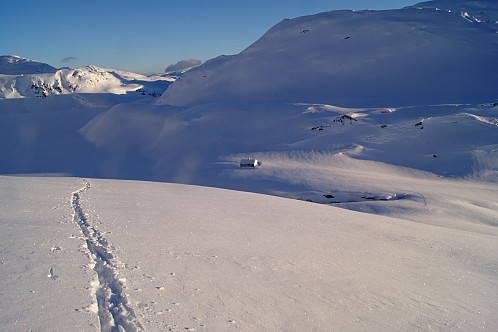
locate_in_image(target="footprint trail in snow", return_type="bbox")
[71,179,142,332]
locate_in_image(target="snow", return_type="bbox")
[1,175,497,331]
[0,56,176,99]
[158,2,498,107]
[410,0,498,25]
[0,176,100,331]
[1,0,498,330]
[79,102,498,184]
[0,55,57,75]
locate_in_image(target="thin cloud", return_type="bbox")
[165,59,202,72]
[61,56,77,63]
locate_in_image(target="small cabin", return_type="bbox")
[240,158,260,168]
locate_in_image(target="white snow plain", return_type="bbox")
[1,175,497,331]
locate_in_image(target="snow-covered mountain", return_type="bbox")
[75,0,498,189]
[0,56,176,98]
[0,55,57,75]
[1,0,496,190]
[158,0,498,107]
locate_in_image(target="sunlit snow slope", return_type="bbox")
[158,0,498,107]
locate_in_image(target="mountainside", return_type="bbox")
[0,56,176,99]
[158,0,498,107]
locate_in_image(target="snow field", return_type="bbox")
[223,151,498,234]
[3,175,496,330]
[32,176,498,331]
[0,176,100,331]
[79,101,498,185]
[71,180,142,331]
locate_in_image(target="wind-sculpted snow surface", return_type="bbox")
[1,93,496,228]
[158,1,498,107]
[78,100,498,235]
[81,102,498,183]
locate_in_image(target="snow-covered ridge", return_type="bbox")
[158,0,498,107]
[410,0,498,27]
[0,56,176,99]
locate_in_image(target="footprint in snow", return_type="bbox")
[47,267,59,280]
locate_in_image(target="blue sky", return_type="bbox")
[1,0,417,74]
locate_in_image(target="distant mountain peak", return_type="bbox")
[0,55,57,75]
[0,56,176,99]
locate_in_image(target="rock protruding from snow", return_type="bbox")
[158,1,498,107]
